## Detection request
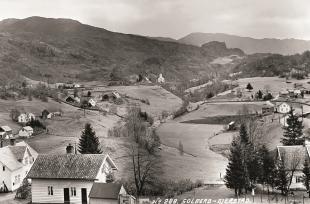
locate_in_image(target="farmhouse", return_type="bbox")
[262,101,275,114]
[0,140,38,192]
[0,126,13,139]
[277,145,310,190]
[27,145,117,204]
[18,113,36,123]
[19,126,34,138]
[101,91,121,102]
[276,102,291,114]
[157,73,165,84]
[88,98,97,107]
[89,183,134,204]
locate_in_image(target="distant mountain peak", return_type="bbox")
[179,32,310,55]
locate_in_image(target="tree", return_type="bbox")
[178,140,184,155]
[246,83,253,92]
[73,88,79,98]
[130,147,161,196]
[10,109,20,122]
[259,145,276,191]
[239,123,249,145]
[87,91,91,97]
[78,123,102,154]
[303,159,310,197]
[224,137,247,195]
[263,93,273,101]
[256,90,263,99]
[282,109,304,146]
[275,159,289,195]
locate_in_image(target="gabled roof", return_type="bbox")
[0,141,36,171]
[0,147,23,171]
[27,154,115,180]
[23,126,33,131]
[0,126,12,132]
[9,146,27,161]
[277,145,308,170]
[89,183,123,199]
[16,141,38,158]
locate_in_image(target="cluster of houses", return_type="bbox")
[0,141,135,204]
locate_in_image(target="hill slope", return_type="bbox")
[179,33,310,55]
[0,17,244,84]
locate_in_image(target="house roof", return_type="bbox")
[16,141,38,158]
[277,145,308,170]
[89,183,123,199]
[1,126,12,132]
[0,147,23,171]
[27,154,114,180]
[9,146,27,161]
[23,126,33,131]
[0,141,36,171]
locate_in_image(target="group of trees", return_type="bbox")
[254,89,273,101]
[225,122,276,195]
[225,107,310,196]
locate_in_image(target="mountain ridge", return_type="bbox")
[179,32,310,55]
[0,17,244,84]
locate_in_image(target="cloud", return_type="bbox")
[0,0,309,40]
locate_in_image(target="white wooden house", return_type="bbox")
[157,73,165,84]
[18,126,34,138]
[0,126,13,139]
[18,113,36,124]
[0,141,38,191]
[88,98,97,107]
[277,145,310,190]
[27,146,117,204]
[276,102,291,114]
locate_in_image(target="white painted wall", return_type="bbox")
[0,161,14,191]
[32,179,94,204]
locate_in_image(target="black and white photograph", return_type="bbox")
[0,1,310,203]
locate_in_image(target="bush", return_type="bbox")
[15,179,31,199]
[173,100,189,119]
[141,98,150,105]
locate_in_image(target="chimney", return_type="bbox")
[10,138,16,146]
[66,143,74,154]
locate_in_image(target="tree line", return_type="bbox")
[225,107,310,197]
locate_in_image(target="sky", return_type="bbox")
[0,0,310,40]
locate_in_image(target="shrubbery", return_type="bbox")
[118,178,204,197]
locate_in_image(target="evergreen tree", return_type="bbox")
[239,123,249,145]
[259,145,276,190]
[282,109,304,145]
[246,83,253,91]
[303,159,310,197]
[224,137,247,195]
[78,123,102,154]
[257,90,263,99]
[275,159,288,195]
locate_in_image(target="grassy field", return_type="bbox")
[92,85,183,118]
[157,122,227,183]
[156,101,287,183]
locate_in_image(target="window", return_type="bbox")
[71,187,76,196]
[296,176,303,183]
[48,186,54,195]
[2,166,5,171]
